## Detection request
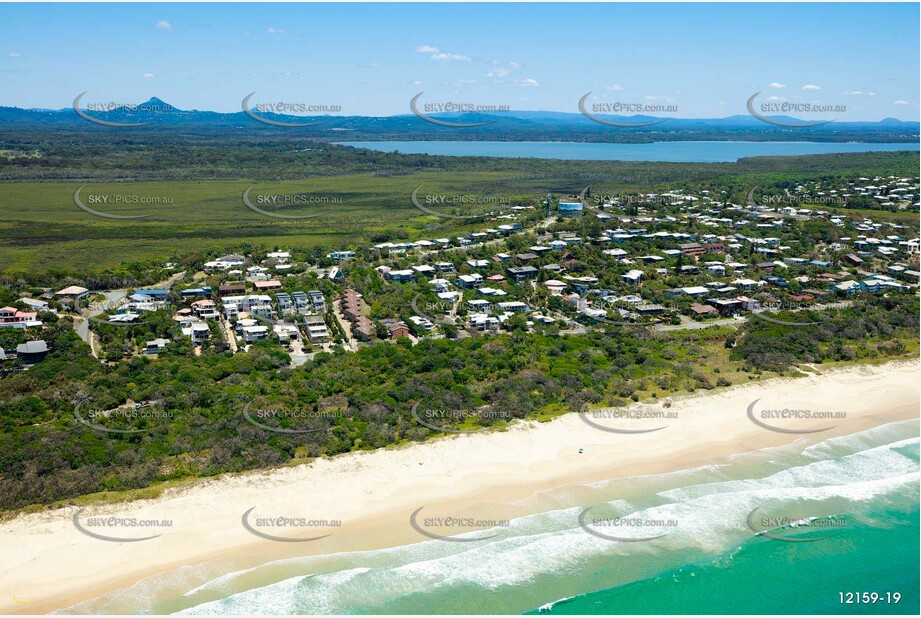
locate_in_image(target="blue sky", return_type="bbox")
[1,2,918,120]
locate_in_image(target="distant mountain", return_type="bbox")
[0,99,917,143]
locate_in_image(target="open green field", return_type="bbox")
[2,148,918,276]
[0,172,544,275]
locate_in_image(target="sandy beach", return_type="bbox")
[1,360,918,615]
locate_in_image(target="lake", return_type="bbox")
[336,140,920,163]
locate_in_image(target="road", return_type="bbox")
[331,300,358,352]
[73,271,187,354]
[74,289,127,355]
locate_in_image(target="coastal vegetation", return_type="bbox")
[0,293,916,512]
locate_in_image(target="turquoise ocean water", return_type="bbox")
[61,419,920,615]
[529,508,919,615]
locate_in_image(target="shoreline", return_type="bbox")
[1,360,918,615]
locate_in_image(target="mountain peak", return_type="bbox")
[139,97,178,112]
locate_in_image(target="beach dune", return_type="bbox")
[1,360,918,614]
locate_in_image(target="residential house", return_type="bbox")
[456,274,484,289]
[507,266,538,283]
[55,285,89,306]
[191,299,220,319]
[303,314,330,344]
[544,280,567,296]
[19,297,50,312]
[292,291,311,314]
[622,270,644,284]
[180,286,212,298]
[182,322,211,344]
[381,318,410,340]
[219,284,246,298]
[273,323,300,342]
[0,307,40,329]
[385,269,416,283]
[307,290,326,313]
[496,301,529,313]
[689,303,718,317]
[275,292,293,315]
[669,286,710,298]
[143,338,170,354]
[253,280,282,292]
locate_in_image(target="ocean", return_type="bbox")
[334,141,921,163]
[60,419,920,615]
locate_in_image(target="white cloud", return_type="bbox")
[242,29,252,37]
[802,84,821,90]
[844,90,864,95]
[431,52,470,62]
[604,84,623,91]
[486,60,520,78]
[451,79,476,86]
[893,100,909,105]
[156,20,173,31]
[142,72,156,78]
[767,95,786,101]
[514,78,539,87]
[416,45,470,62]
[769,82,786,89]
[266,27,285,34]
[412,80,423,86]
[8,52,21,58]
